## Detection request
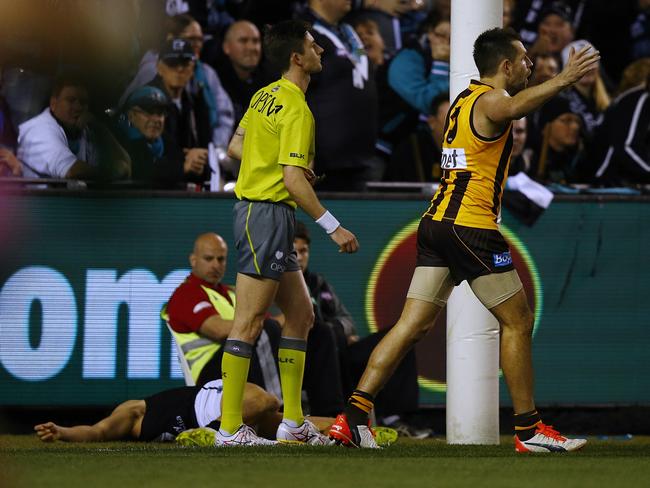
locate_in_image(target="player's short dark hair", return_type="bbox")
[264,20,311,74]
[51,72,88,98]
[294,220,311,245]
[473,27,521,77]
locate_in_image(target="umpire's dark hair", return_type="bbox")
[51,72,88,98]
[264,20,311,74]
[294,220,311,245]
[473,27,522,77]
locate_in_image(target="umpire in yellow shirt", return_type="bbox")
[216,19,359,446]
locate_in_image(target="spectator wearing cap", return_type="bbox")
[147,38,212,186]
[121,14,234,151]
[113,86,192,189]
[560,40,611,139]
[519,1,576,60]
[531,96,584,184]
[17,74,131,181]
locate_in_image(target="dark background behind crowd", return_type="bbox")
[0,0,648,190]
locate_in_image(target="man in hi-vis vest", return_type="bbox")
[164,233,282,398]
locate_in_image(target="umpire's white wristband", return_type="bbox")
[316,210,340,234]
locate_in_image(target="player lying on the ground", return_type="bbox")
[34,380,332,446]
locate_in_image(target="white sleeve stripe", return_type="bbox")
[596,146,614,178]
[624,92,650,172]
[192,301,213,314]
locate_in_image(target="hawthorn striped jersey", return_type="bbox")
[424,80,514,230]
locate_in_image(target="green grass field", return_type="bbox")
[2,435,649,488]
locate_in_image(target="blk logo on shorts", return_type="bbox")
[493,251,513,267]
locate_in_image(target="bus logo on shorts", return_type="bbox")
[493,251,513,267]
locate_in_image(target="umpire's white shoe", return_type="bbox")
[276,419,333,445]
[515,423,587,453]
[215,424,276,447]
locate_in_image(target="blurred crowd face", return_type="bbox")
[576,63,599,88]
[427,20,450,61]
[502,0,515,28]
[50,85,89,129]
[179,21,204,57]
[128,107,165,141]
[537,14,573,54]
[312,0,352,23]
[548,113,581,150]
[223,21,262,75]
[294,237,310,272]
[511,118,527,157]
[354,20,385,66]
[530,54,559,86]
[435,0,451,18]
[158,59,195,93]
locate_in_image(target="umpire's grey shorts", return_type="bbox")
[233,200,300,281]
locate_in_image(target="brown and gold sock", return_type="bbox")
[344,389,375,427]
[514,409,542,441]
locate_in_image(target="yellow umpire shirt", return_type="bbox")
[235,77,315,208]
[425,80,514,230]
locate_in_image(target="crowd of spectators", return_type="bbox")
[0,0,648,189]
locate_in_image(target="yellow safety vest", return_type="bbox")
[161,285,236,382]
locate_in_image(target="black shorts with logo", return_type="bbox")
[415,218,515,285]
[139,386,199,442]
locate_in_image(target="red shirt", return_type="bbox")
[167,274,234,333]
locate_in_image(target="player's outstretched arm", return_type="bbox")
[34,422,99,442]
[480,46,601,124]
[34,400,145,442]
[283,165,359,253]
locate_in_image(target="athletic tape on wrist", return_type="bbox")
[315,210,340,234]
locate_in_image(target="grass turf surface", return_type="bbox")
[1,435,649,488]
